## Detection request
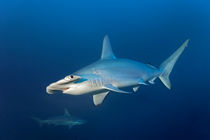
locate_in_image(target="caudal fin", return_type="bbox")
[159,39,189,89]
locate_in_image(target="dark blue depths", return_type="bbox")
[0,0,210,140]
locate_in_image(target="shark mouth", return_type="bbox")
[46,86,70,94]
[62,88,69,92]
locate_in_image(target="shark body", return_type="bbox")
[32,109,86,129]
[46,36,189,106]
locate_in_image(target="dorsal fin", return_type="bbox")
[101,35,116,60]
[64,108,70,116]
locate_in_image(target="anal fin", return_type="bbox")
[133,86,140,92]
[148,77,157,84]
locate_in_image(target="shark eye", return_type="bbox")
[65,75,74,80]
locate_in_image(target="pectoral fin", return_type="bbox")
[103,84,130,93]
[93,91,109,106]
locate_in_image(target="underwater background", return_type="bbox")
[1,0,210,140]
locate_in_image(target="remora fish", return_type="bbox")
[46,36,189,106]
[32,109,86,129]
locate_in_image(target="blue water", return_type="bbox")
[1,0,210,140]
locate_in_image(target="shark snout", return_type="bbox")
[46,75,82,94]
[46,80,71,94]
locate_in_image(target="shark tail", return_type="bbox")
[159,39,189,89]
[31,117,44,127]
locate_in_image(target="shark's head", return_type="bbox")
[46,74,92,95]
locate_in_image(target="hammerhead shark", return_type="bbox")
[32,109,86,129]
[46,36,189,106]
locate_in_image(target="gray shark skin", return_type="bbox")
[32,109,86,129]
[46,36,189,106]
